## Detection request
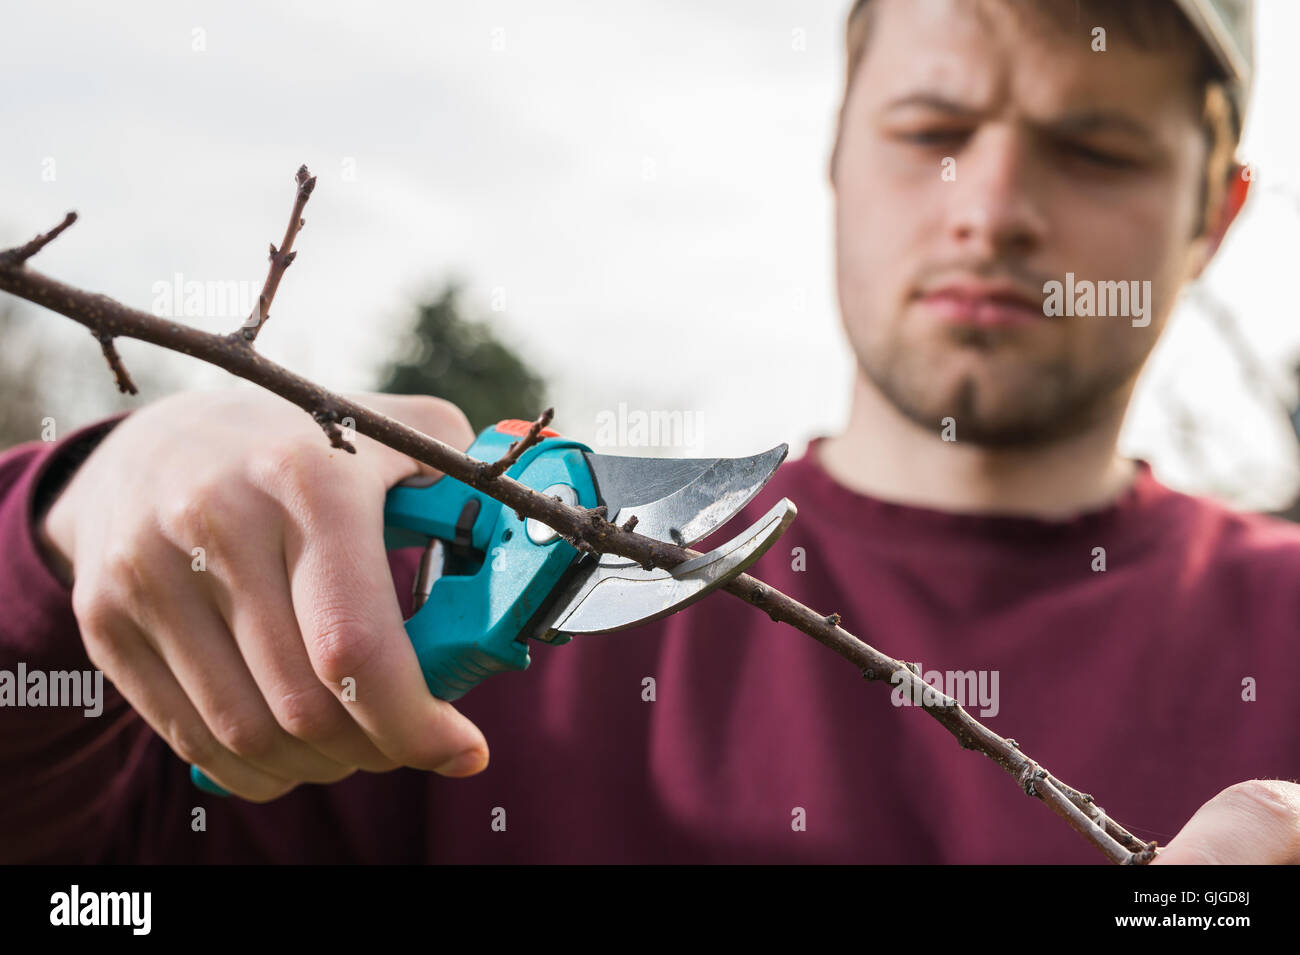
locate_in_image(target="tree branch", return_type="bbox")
[0,168,1156,864]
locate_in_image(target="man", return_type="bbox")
[1,0,1296,863]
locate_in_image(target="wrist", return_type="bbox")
[30,415,127,587]
[36,500,75,589]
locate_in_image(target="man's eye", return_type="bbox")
[896,129,967,146]
[1062,141,1138,169]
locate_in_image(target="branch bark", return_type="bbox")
[0,166,1157,864]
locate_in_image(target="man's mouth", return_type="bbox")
[915,279,1044,328]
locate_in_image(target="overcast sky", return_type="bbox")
[3,0,1299,508]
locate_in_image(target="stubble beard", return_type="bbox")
[853,322,1136,449]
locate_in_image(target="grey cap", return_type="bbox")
[1171,0,1254,123]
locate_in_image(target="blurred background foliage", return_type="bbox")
[0,300,163,448]
[376,280,548,432]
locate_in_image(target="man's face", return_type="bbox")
[833,0,1212,446]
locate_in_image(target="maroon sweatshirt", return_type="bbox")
[2,413,1298,863]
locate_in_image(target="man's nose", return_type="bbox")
[945,125,1049,260]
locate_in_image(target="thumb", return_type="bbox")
[1152,780,1300,864]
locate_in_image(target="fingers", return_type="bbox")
[118,531,362,787]
[77,603,298,803]
[62,388,490,797]
[1153,780,1300,864]
[277,451,489,775]
[201,514,401,774]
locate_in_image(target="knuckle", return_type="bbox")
[209,710,279,762]
[167,718,217,767]
[159,480,231,548]
[1223,779,1300,833]
[308,610,378,685]
[70,584,132,676]
[98,543,153,607]
[70,581,120,638]
[274,685,345,743]
[249,442,332,512]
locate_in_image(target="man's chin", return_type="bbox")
[897,391,1069,447]
[861,360,1093,448]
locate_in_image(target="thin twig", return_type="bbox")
[95,332,138,395]
[0,175,1157,864]
[0,211,77,268]
[1,211,138,392]
[481,407,555,479]
[241,164,316,342]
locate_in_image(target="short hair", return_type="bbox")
[828,0,1242,235]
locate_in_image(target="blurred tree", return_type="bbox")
[377,281,548,432]
[0,302,45,449]
[0,300,170,451]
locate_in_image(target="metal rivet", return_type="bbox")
[526,484,577,544]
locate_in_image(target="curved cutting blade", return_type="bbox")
[584,443,787,553]
[532,497,796,638]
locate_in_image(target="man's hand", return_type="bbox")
[1153,780,1300,864]
[38,387,488,802]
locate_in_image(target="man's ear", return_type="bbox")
[1191,162,1251,279]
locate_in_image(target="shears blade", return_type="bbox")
[530,497,796,638]
[582,443,788,551]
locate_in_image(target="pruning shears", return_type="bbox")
[192,417,795,795]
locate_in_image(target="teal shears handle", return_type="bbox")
[192,418,598,797]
